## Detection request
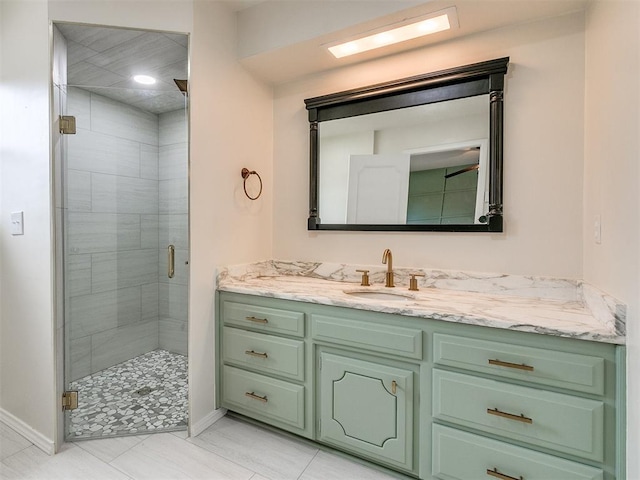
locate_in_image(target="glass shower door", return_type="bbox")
[61,84,189,439]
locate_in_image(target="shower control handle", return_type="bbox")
[168,245,175,279]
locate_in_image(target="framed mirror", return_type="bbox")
[304,57,509,232]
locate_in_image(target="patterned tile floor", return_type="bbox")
[68,350,188,439]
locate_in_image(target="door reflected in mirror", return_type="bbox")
[318,95,489,225]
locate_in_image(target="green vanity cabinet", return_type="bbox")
[217,295,313,438]
[318,351,415,472]
[216,291,625,480]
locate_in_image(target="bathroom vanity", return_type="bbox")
[216,261,625,480]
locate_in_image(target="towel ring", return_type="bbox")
[241,168,263,200]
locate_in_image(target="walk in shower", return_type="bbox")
[53,23,189,439]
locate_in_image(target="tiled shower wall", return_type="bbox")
[66,88,187,381]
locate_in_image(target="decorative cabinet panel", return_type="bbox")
[318,352,414,472]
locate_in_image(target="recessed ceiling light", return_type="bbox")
[133,75,156,85]
[328,10,455,59]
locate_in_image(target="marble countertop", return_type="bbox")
[217,261,626,345]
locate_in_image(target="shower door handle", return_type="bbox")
[168,245,175,278]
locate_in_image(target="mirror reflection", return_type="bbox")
[318,95,489,225]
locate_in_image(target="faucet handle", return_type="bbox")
[355,269,370,287]
[408,273,425,291]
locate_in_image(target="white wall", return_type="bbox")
[583,2,640,478]
[1,0,273,450]
[0,0,57,452]
[273,12,586,278]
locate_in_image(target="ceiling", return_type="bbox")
[236,0,589,84]
[56,23,188,114]
[55,0,589,111]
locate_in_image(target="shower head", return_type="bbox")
[173,79,188,95]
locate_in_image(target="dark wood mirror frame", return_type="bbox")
[304,57,509,232]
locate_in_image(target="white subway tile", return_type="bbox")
[91,173,158,214]
[91,94,158,146]
[66,254,92,297]
[159,318,187,355]
[140,144,159,180]
[67,128,140,177]
[158,283,187,320]
[91,249,158,293]
[69,286,141,339]
[91,320,158,373]
[159,178,188,215]
[67,169,92,211]
[159,143,187,180]
[141,215,159,249]
[67,213,140,254]
[158,214,188,250]
[159,109,187,146]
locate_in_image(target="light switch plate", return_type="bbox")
[10,211,24,235]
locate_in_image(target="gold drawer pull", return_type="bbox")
[487,468,524,480]
[246,316,268,324]
[245,391,268,403]
[488,359,534,372]
[487,408,533,424]
[245,350,268,359]
[391,380,397,395]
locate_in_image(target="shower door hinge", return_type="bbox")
[62,391,78,411]
[59,115,76,134]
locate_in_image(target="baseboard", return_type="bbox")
[190,408,227,437]
[0,407,55,455]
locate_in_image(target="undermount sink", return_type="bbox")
[344,290,413,302]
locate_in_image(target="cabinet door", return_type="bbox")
[319,352,414,472]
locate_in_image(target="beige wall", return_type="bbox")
[189,0,273,430]
[583,2,640,478]
[273,12,586,278]
[1,0,273,450]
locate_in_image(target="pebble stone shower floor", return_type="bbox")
[68,350,188,439]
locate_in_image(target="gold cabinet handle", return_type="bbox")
[167,245,175,279]
[245,391,268,403]
[245,350,268,359]
[488,359,534,372]
[391,380,397,395]
[487,468,524,480]
[245,316,268,324]
[487,408,533,424]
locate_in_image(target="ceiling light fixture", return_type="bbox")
[328,10,454,59]
[133,74,156,85]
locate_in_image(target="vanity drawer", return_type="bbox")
[433,333,605,395]
[222,327,305,381]
[222,365,305,429]
[432,369,604,461]
[222,301,305,338]
[432,424,603,480]
[311,314,422,360]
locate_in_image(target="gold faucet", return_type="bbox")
[382,248,394,287]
